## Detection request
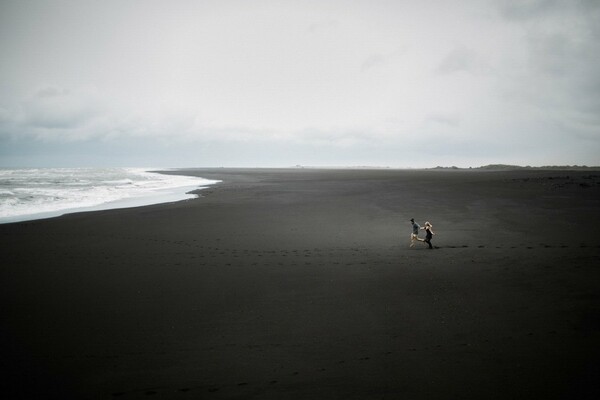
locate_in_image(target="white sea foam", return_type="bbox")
[0,168,220,223]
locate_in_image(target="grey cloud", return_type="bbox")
[495,0,600,147]
[426,114,461,127]
[499,0,599,21]
[361,54,386,72]
[0,86,113,142]
[307,19,338,34]
[35,86,70,98]
[528,33,577,76]
[436,47,482,75]
[295,127,379,147]
[525,21,600,78]
[499,0,559,20]
[361,48,406,73]
[0,106,10,123]
[22,88,99,130]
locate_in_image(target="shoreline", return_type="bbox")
[0,169,220,224]
[1,168,598,399]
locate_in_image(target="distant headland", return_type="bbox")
[430,164,600,170]
[291,164,600,170]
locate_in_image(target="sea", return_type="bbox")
[0,168,219,224]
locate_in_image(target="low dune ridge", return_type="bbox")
[1,168,598,399]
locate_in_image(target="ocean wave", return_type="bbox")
[0,168,219,223]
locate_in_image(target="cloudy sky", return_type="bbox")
[1,0,599,168]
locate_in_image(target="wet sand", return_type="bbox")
[1,168,599,399]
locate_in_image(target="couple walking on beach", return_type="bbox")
[410,218,435,249]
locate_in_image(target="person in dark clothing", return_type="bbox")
[422,221,435,249]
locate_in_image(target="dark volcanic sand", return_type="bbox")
[1,168,599,399]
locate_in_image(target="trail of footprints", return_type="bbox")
[445,243,594,250]
[94,235,597,271]
[129,240,597,268]
[121,235,597,253]
[107,231,597,255]
[95,236,598,269]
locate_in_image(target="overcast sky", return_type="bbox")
[1,0,599,168]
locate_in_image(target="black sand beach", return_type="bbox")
[1,168,599,399]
